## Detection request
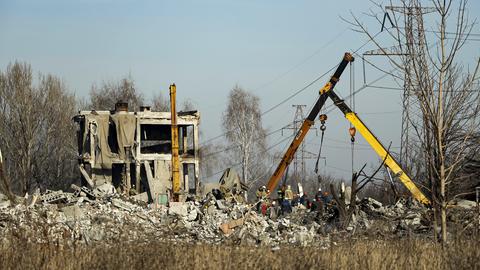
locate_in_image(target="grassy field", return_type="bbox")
[1,236,479,270]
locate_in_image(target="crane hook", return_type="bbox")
[349,127,356,142]
[319,114,327,131]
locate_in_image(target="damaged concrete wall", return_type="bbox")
[74,104,200,202]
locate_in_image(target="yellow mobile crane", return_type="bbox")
[266,53,430,205]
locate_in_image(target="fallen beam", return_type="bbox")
[79,164,94,188]
[144,161,156,202]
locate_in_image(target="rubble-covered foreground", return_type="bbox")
[0,186,477,249]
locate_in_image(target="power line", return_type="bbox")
[305,141,398,151]
[249,131,298,186]
[362,110,402,115]
[201,123,293,158]
[326,164,353,174]
[366,85,480,92]
[311,136,400,148]
[260,66,336,116]
[323,70,394,115]
[200,66,335,146]
[201,34,383,146]
[203,133,295,180]
[252,27,349,92]
[395,26,480,37]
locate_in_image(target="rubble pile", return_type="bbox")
[353,197,429,234]
[0,186,477,248]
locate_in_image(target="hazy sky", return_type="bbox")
[1,0,479,181]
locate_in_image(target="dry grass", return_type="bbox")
[0,235,479,270]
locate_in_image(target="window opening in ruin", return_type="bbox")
[76,119,85,155]
[108,121,119,154]
[179,125,195,156]
[111,164,123,188]
[140,124,172,154]
[183,163,196,194]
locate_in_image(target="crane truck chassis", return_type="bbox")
[266,52,430,205]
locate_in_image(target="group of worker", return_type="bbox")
[255,185,334,218]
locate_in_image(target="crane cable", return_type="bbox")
[314,114,327,176]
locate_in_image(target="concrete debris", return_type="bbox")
[0,200,10,209]
[219,218,244,235]
[168,202,189,217]
[61,205,84,222]
[0,188,477,249]
[26,188,40,208]
[93,183,116,198]
[111,198,136,211]
[41,190,71,204]
[452,199,477,209]
[366,197,383,209]
[132,192,149,203]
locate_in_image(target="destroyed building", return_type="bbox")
[73,102,200,202]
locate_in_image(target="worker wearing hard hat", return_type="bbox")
[284,185,294,201]
[256,186,268,200]
[282,185,294,214]
[256,186,267,212]
[315,188,323,201]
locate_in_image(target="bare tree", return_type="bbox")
[198,141,224,181]
[0,62,78,194]
[330,151,388,229]
[348,0,480,242]
[151,92,170,111]
[89,75,144,111]
[303,171,339,197]
[0,147,15,202]
[180,99,195,112]
[222,86,267,184]
[35,75,78,189]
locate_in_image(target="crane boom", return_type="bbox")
[266,53,354,192]
[324,88,431,205]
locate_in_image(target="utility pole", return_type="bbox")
[363,46,411,168]
[282,105,317,188]
[363,5,435,169]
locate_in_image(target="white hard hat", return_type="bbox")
[318,188,322,192]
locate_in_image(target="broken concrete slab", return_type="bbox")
[78,164,94,188]
[132,192,149,203]
[0,193,8,202]
[366,197,383,209]
[185,207,198,222]
[94,183,116,198]
[220,218,244,235]
[344,186,352,205]
[168,202,188,217]
[61,205,84,222]
[453,199,477,209]
[41,190,68,204]
[0,200,10,209]
[111,198,135,211]
[215,199,226,210]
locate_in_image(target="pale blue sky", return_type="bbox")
[1,0,479,181]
